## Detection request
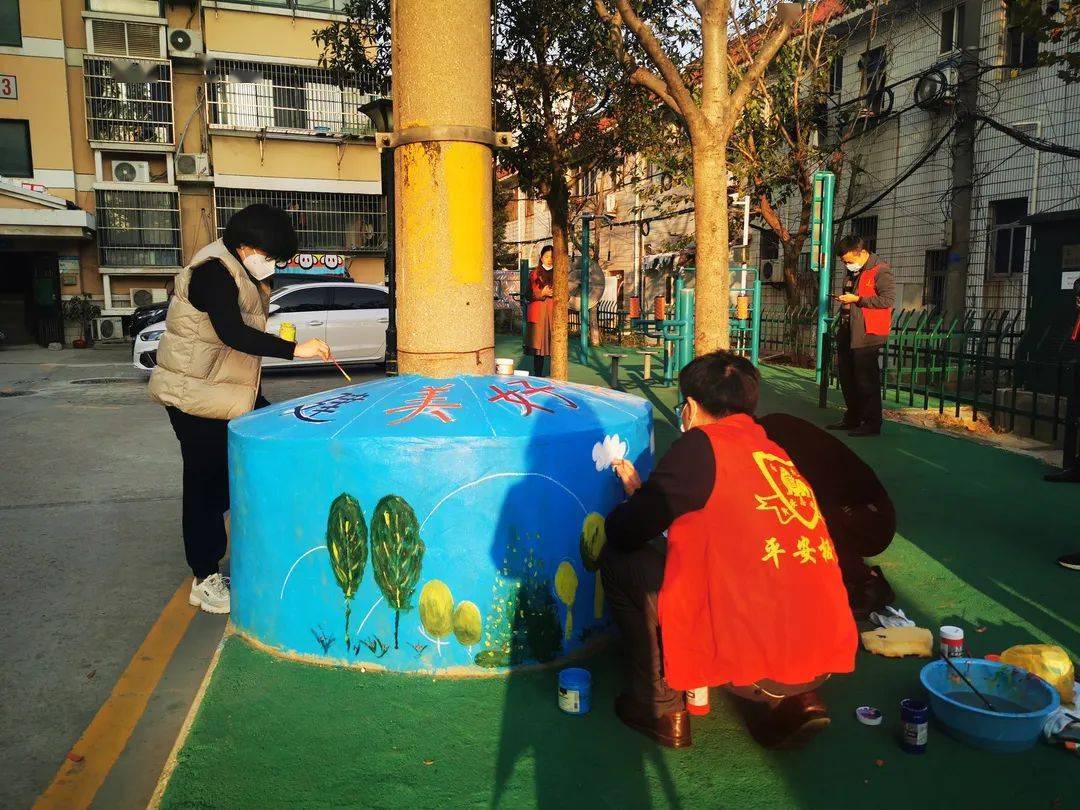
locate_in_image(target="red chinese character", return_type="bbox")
[487,379,578,417]
[385,385,462,426]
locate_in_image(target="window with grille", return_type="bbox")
[851,215,879,252]
[96,189,181,268]
[759,229,780,261]
[859,47,887,115]
[923,248,948,310]
[1005,0,1039,70]
[87,0,164,16]
[206,60,386,136]
[987,197,1028,276]
[828,55,843,95]
[84,56,173,144]
[940,4,967,53]
[215,188,386,254]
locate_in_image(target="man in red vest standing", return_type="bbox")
[829,234,896,437]
[601,353,858,750]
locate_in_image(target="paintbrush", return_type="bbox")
[942,654,997,712]
[328,352,352,382]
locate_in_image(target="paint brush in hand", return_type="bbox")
[328,352,352,382]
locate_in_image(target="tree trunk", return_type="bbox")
[691,138,731,353]
[781,241,802,307]
[589,308,601,347]
[548,179,571,380]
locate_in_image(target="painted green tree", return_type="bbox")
[475,531,562,668]
[325,493,368,649]
[370,495,425,649]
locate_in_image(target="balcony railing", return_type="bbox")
[206,59,386,137]
[96,189,182,268]
[84,55,174,146]
[215,187,386,254]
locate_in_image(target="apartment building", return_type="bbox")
[501,0,1078,344]
[0,0,386,346]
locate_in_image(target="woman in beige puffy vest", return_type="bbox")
[149,204,330,614]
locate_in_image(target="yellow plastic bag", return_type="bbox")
[1000,644,1075,703]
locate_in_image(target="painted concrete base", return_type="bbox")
[228,374,653,673]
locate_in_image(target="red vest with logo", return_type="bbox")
[658,415,858,689]
[856,265,892,336]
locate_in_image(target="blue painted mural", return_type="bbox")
[228,374,654,673]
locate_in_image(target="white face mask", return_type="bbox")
[844,261,863,273]
[243,252,278,281]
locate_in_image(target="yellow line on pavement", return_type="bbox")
[35,580,196,810]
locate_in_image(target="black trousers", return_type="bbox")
[167,406,230,579]
[600,543,684,716]
[836,326,883,428]
[531,354,548,377]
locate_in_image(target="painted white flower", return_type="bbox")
[592,434,628,471]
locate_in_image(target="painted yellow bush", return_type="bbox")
[554,561,579,640]
[452,600,482,647]
[418,579,454,639]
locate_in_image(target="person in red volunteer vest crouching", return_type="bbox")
[830,234,896,437]
[601,352,858,750]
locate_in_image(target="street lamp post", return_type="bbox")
[360,97,397,376]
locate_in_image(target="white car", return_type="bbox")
[133,281,389,371]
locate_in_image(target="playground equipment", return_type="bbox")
[631,266,762,385]
[810,170,836,384]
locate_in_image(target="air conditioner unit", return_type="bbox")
[175,152,211,181]
[92,316,125,342]
[112,160,151,183]
[130,287,168,308]
[604,192,618,215]
[167,28,204,60]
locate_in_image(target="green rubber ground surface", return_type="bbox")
[161,342,1079,809]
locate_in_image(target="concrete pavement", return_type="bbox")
[0,343,383,808]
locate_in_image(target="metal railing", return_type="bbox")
[84,55,173,145]
[819,308,1079,461]
[233,0,351,11]
[95,189,182,268]
[206,59,386,137]
[759,305,818,364]
[214,187,386,254]
[568,302,627,343]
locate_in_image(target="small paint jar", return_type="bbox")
[495,357,515,375]
[686,686,710,716]
[899,698,929,754]
[939,626,965,658]
[558,667,591,715]
[278,321,296,342]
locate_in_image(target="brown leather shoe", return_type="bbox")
[614,694,692,748]
[744,691,830,750]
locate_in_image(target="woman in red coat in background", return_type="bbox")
[525,245,554,377]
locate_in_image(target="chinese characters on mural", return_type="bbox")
[289,392,369,423]
[385,385,462,426]
[487,379,579,417]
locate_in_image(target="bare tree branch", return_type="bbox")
[725,9,800,134]
[594,0,684,116]
[610,0,704,131]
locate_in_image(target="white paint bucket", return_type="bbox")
[495,357,515,375]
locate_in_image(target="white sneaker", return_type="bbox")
[189,573,231,614]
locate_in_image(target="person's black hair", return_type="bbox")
[679,350,760,418]
[539,245,553,262]
[835,234,868,257]
[223,204,298,261]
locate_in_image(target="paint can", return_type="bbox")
[899,698,929,754]
[495,357,515,375]
[513,369,531,377]
[278,321,296,342]
[558,667,591,715]
[939,626,965,658]
[686,686,710,716]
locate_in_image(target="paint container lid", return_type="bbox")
[558,667,591,690]
[856,706,884,726]
[513,369,531,377]
[940,625,964,641]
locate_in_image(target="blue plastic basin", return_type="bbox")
[920,658,1060,752]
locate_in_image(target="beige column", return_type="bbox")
[392,0,494,376]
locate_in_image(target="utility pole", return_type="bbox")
[944,0,983,316]
[391,0,495,376]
